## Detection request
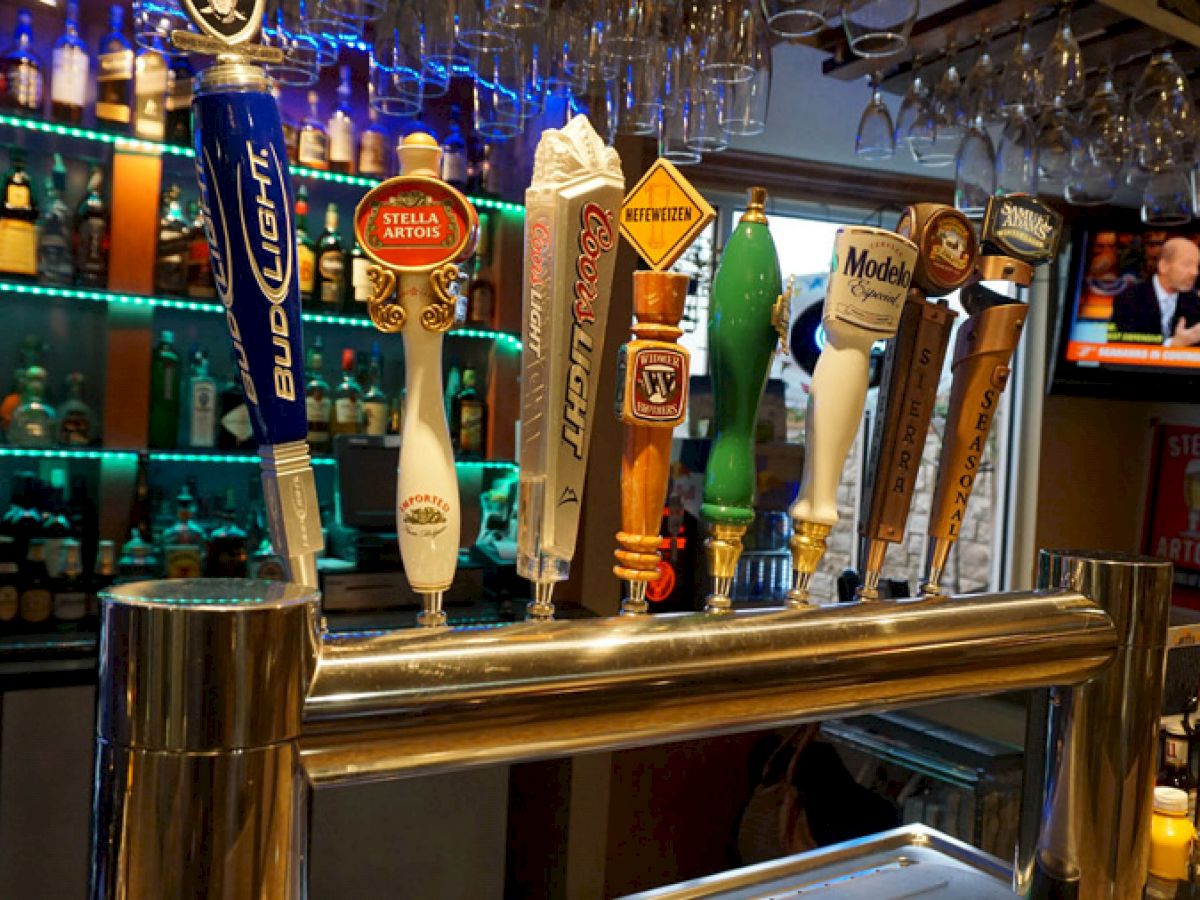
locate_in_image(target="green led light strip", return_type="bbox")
[0,113,524,214]
[0,281,522,349]
[0,447,138,462]
[0,446,517,471]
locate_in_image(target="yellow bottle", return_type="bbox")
[1147,786,1195,898]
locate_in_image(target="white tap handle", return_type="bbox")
[396,272,459,595]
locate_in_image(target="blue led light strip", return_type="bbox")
[0,113,525,214]
[0,281,522,349]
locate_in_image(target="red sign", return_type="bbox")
[354,176,477,272]
[1143,423,1200,608]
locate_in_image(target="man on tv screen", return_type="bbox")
[1109,236,1200,347]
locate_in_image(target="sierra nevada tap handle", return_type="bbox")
[354,135,479,626]
[788,227,919,605]
[175,0,322,586]
[857,204,975,600]
[701,188,784,613]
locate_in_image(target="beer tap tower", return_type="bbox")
[354,135,479,627]
[922,195,1062,597]
[701,188,785,613]
[612,160,714,615]
[788,227,919,605]
[856,205,976,600]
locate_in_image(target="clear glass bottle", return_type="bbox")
[74,166,109,287]
[38,153,72,285]
[8,366,56,448]
[218,363,253,451]
[440,104,468,189]
[147,330,181,449]
[0,148,38,279]
[348,239,370,314]
[186,349,217,448]
[330,347,362,439]
[155,185,189,295]
[58,372,95,446]
[298,90,328,170]
[361,349,387,436]
[305,338,331,453]
[118,528,160,582]
[315,203,345,310]
[358,107,389,178]
[95,4,134,130]
[52,538,87,625]
[328,64,355,175]
[50,1,88,125]
[2,8,43,116]
[161,486,206,579]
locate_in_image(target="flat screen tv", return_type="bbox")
[1049,220,1200,402]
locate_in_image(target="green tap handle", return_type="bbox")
[702,188,784,527]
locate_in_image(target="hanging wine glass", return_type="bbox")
[895,57,935,160]
[762,0,832,38]
[1041,3,1085,108]
[995,106,1038,196]
[962,30,1001,125]
[1131,50,1195,174]
[703,0,767,85]
[841,0,919,59]
[1085,67,1128,168]
[718,35,771,136]
[955,113,996,218]
[1037,100,1077,183]
[1142,167,1193,226]
[854,72,895,160]
[919,48,963,167]
[999,15,1043,114]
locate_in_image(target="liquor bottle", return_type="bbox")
[133,32,168,141]
[328,64,355,175]
[361,349,387,436]
[0,149,38,279]
[468,277,495,327]
[89,539,116,621]
[38,154,73,285]
[387,392,403,435]
[305,338,331,453]
[129,453,151,541]
[74,167,109,287]
[315,203,345,311]
[185,201,216,299]
[248,536,286,581]
[40,484,71,578]
[272,84,299,164]
[117,528,159,582]
[298,90,328,170]
[155,185,190,295]
[186,349,217,448]
[1158,725,1197,818]
[217,366,253,452]
[58,372,95,446]
[0,537,18,627]
[8,475,42,566]
[452,367,487,458]
[444,363,460,423]
[296,185,316,307]
[440,105,469,189]
[348,239,371,314]
[0,367,23,433]
[205,490,248,577]
[50,1,88,125]
[148,330,181,449]
[161,486,206,579]
[8,366,56,448]
[19,539,52,628]
[2,9,43,116]
[96,4,134,130]
[330,348,362,439]
[165,54,193,146]
[358,107,389,178]
[52,538,86,625]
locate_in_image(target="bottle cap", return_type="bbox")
[1155,786,1189,815]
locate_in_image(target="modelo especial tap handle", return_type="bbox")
[922,194,1061,597]
[175,0,322,587]
[354,135,478,628]
[701,187,784,613]
[856,205,975,600]
[788,227,919,605]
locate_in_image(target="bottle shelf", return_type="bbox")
[0,281,523,350]
[0,446,518,471]
[0,112,525,215]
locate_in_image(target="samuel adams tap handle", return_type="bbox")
[174,0,322,586]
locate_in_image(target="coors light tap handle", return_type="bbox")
[518,117,623,620]
[612,159,714,615]
[856,205,974,601]
[788,227,919,606]
[354,135,478,627]
[922,194,1061,597]
[174,0,322,586]
[701,188,784,613]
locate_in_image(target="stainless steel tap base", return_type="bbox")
[620,581,649,616]
[705,575,734,614]
[259,440,325,587]
[417,591,447,628]
[525,580,556,621]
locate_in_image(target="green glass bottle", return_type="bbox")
[148,330,181,449]
[701,187,783,609]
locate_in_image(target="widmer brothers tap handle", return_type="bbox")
[788,227,919,605]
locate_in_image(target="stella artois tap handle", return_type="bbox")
[788,227,919,606]
[856,205,974,601]
[613,160,714,615]
[172,0,322,586]
[354,135,479,626]
[701,188,785,614]
[922,194,1061,597]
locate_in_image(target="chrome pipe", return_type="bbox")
[1018,550,1172,900]
[300,589,1115,785]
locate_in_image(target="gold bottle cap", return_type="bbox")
[742,186,768,224]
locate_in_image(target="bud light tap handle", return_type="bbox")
[787,227,919,606]
[177,0,322,587]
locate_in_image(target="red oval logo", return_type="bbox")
[354,176,478,272]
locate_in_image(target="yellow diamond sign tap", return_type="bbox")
[619,158,716,271]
